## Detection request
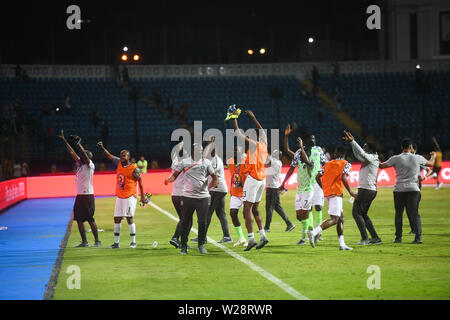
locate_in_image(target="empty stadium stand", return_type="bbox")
[1,66,448,172]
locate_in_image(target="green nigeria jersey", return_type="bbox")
[292,146,323,194]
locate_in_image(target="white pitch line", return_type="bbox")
[149,201,310,300]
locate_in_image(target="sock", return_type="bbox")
[339,235,345,247]
[259,228,266,239]
[129,223,136,243]
[312,225,322,237]
[301,219,310,239]
[315,210,322,228]
[235,226,245,239]
[248,232,254,241]
[114,223,121,244]
[308,212,314,230]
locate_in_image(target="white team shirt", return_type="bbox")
[171,158,185,197]
[208,155,228,193]
[76,160,95,195]
[266,158,282,189]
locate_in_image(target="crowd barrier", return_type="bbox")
[0,178,27,211]
[1,162,449,209]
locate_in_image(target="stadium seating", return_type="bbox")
[318,70,450,149]
[0,76,345,161]
[1,70,447,163]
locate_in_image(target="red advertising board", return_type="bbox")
[0,178,27,211]
[2,161,448,200]
[26,172,172,198]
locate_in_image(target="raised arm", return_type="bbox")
[297,137,313,169]
[97,141,117,162]
[72,135,90,165]
[283,124,295,159]
[232,117,257,148]
[59,130,80,163]
[432,137,441,152]
[203,136,215,158]
[172,141,184,162]
[343,130,371,163]
[246,110,267,144]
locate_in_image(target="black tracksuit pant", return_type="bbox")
[393,191,422,241]
[406,184,422,234]
[352,188,379,240]
[265,188,292,230]
[171,196,192,239]
[206,191,231,238]
[180,196,210,246]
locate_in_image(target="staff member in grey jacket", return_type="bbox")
[380,138,435,244]
[343,131,381,245]
[165,143,218,254]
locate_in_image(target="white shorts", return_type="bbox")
[295,192,314,211]
[325,196,343,217]
[312,183,324,207]
[230,195,243,210]
[114,196,137,217]
[243,175,266,203]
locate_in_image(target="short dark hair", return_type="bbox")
[303,133,314,141]
[335,145,347,158]
[366,143,377,154]
[401,138,413,150]
[412,143,418,152]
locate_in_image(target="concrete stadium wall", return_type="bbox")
[1,59,449,80]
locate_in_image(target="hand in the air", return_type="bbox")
[285,124,291,136]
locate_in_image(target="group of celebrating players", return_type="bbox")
[61,105,443,254]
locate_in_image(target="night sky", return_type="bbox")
[1,0,381,65]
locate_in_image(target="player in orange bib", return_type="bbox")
[309,146,358,251]
[227,146,248,247]
[97,141,146,249]
[231,109,269,251]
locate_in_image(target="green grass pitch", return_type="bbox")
[54,187,450,300]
